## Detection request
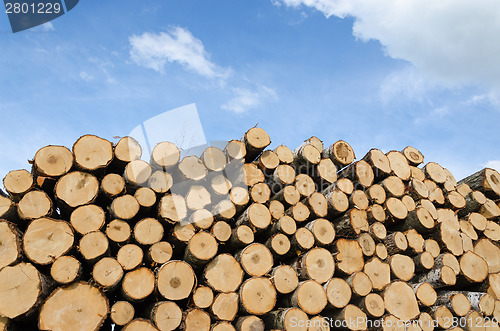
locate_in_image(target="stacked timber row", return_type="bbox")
[1,128,500,330]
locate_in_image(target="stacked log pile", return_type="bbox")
[1,127,500,330]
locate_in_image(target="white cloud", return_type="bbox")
[129,27,229,79]
[380,67,432,105]
[275,0,500,89]
[222,86,277,113]
[485,160,500,172]
[79,71,94,82]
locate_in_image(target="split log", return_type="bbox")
[322,140,355,168]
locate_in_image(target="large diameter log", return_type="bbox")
[322,140,355,168]
[459,168,500,199]
[264,308,308,331]
[157,260,196,301]
[50,255,81,285]
[242,127,271,162]
[3,169,33,201]
[0,220,22,270]
[271,265,299,295]
[55,171,99,209]
[0,262,51,319]
[239,277,277,315]
[235,243,273,277]
[333,239,364,275]
[110,301,135,327]
[70,204,105,235]
[33,145,73,177]
[287,280,327,315]
[73,135,113,172]
[39,282,108,331]
[23,217,74,265]
[324,277,352,309]
[383,281,420,321]
[293,247,335,284]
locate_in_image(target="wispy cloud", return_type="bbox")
[222,85,277,113]
[79,71,94,82]
[379,66,432,105]
[129,27,230,79]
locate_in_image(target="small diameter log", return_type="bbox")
[159,193,188,224]
[328,304,367,331]
[93,257,123,291]
[324,188,349,216]
[225,139,246,161]
[239,277,277,315]
[415,265,456,288]
[55,171,99,209]
[202,146,227,172]
[148,301,182,330]
[459,251,488,284]
[171,223,196,246]
[178,155,208,182]
[229,225,255,249]
[148,171,173,194]
[362,148,391,179]
[110,194,140,221]
[24,217,74,265]
[384,197,408,224]
[50,255,81,285]
[203,253,244,292]
[146,241,172,265]
[242,127,271,163]
[249,182,271,204]
[383,232,408,255]
[291,228,315,253]
[0,220,22,270]
[110,301,135,327]
[123,319,159,331]
[69,204,105,236]
[358,293,385,318]
[459,168,500,199]
[264,308,308,331]
[39,282,108,331]
[336,178,354,195]
[303,192,328,218]
[134,187,157,210]
[464,292,495,316]
[313,158,337,189]
[334,209,369,238]
[383,281,420,321]
[271,215,296,236]
[293,247,335,284]
[271,164,296,190]
[271,265,299,295]
[333,239,364,275]
[357,232,376,257]
[305,218,335,246]
[0,262,51,319]
[324,277,352,309]
[265,233,290,257]
[479,198,500,219]
[235,243,273,277]
[386,151,411,181]
[402,146,424,166]
[369,222,387,241]
[338,160,374,188]
[460,220,478,241]
[404,229,424,255]
[3,169,33,201]
[389,254,415,281]
[235,316,265,331]
[411,283,437,307]
[430,306,454,329]
[124,159,152,188]
[346,271,372,298]
[273,185,300,207]
[435,292,471,316]
[445,191,467,210]
[349,190,369,210]
[381,176,405,198]
[295,174,316,198]
[376,242,388,262]
[367,204,386,224]
[401,195,416,212]
[458,190,487,217]
[423,162,447,184]
[413,251,435,272]
[0,196,16,221]
[185,185,212,210]
[101,173,125,199]
[411,166,426,182]
[117,244,143,271]
[287,280,327,315]
[367,184,387,205]
[293,144,321,171]
[150,141,180,170]
[33,145,73,177]
[210,292,239,321]
[404,207,435,233]
[157,260,197,301]
[424,239,441,258]
[258,150,280,175]
[273,145,294,165]
[435,252,460,276]
[211,221,232,243]
[236,203,271,231]
[184,231,218,267]
[133,217,164,246]
[363,258,390,291]
[213,199,237,221]
[193,286,214,309]
[474,238,500,274]
[106,219,131,244]
[79,231,109,263]
[322,140,355,168]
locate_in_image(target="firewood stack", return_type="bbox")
[1,127,500,331]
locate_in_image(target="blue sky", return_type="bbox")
[1,0,499,182]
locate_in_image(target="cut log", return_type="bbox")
[359,293,385,318]
[419,198,438,220]
[362,148,391,179]
[0,220,22,270]
[185,185,212,210]
[404,207,435,233]
[334,208,369,238]
[193,286,214,309]
[239,277,277,315]
[213,199,237,221]
[434,291,471,316]
[106,219,131,244]
[363,257,391,291]
[202,147,227,172]
[229,225,255,248]
[190,209,214,230]
[386,151,411,181]
[381,176,405,198]
[375,243,388,261]
[435,252,460,275]
[402,146,424,166]
[73,135,113,172]
[324,188,349,216]
[357,232,376,257]
[369,222,387,241]
[242,127,271,162]
[178,155,208,182]
[0,262,51,319]
[157,260,196,301]
[114,136,142,164]
[124,159,152,187]
[133,217,164,246]
[411,165,426,181]
[225,140,246,161]
[151,141,180,170]
[287,280,327,315]
[413,251,435,272]
[50,255,81,285]
[336,178,354,195]
[383,232,408,255]
[271,265,299,295]
[55,171,99,209]
[212,221,232,243]
[404,229,424,255]
[411,283,437,307]
[295,174,316,198]
[79,231,109,263]
[265,233,290,257]
[458,190,486,217]
[305,218,335,246]
[346,271,372,297]
[123,319,159,331]
[149,301,182,331]
[338,160,374,188]
[17,190,52,220]
[170,222,196,245]
[93,257,123,291]
[474,239,500,274]
[424,162,447,184]
[204,253,244,292]
[367,184,387,205]
[273,185,300,207]
[110,301,135,326]
[159,193,188,223]
[328,304,367,331]
[433,221,463,256]
[459,251,488,284]
[287,202,310,223]
[415,265,456,288]
[313,158,337,188]
[211,292,239,321]
[322,140,355,168]
[23,217,74,265]
[480,198,500,219]
[304,192,328,218]
[148,170,173,194]
[271,164,296,189]
[467,212,487,231]
[3,169,34,201]
[235,316,265,331]
[236,243,273,277]
[389,254,415,281]
[424,239,440,258]
[349,190,369,210]
[367,204,386,224]
[383,281,420,321]
[293,247,335,283]
[147,241,173,265]
[236,203,271,231]
[33,145,73,177]
[401,195,416,212]
[430,305,453,329]
[445,191,467,210]
[0,196,16,222]
[249,182,270,204]
[264,308,308,331]
[460,220,478,241]
[464,292,495,316]
[384,197,408,224]
[333,239,364,275]
[117,244,143,271]
[101,173,125,199]
[293,144,321,171]
[184,231,218,267]
[459,168,500,199]
[134,187,157,210]
[407,178,429,201]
